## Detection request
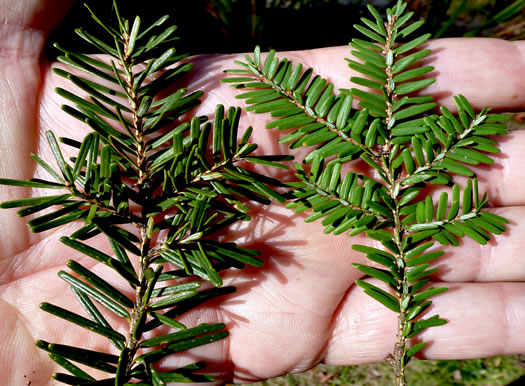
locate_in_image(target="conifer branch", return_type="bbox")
[225,1,509,384]
[0,1,290,384]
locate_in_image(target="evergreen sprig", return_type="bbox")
[224,1,509,384]
[0,1,290,384]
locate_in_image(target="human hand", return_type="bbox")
[1,1,525,385]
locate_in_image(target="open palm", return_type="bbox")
[1,1,525,385]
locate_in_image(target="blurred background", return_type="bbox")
[48,0,525,384]
[48,0,525,55]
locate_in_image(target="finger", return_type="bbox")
[216,203,522,290]
[425,130,525,207]
[426,206,525,283]
[421,38,525,111]
[0,0,74,178]
[304,39,525,112]
[190,39,525,118]
[324,281,525,365]
[0,0,72,42]
[217,39,525,111]
[188,41,525,206]
[286,203,519,284]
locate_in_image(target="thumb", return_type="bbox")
[0,0,72,57]
[0,0,72,180]
[0,0,72,255]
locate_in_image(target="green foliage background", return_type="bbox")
[244,356,525,385]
